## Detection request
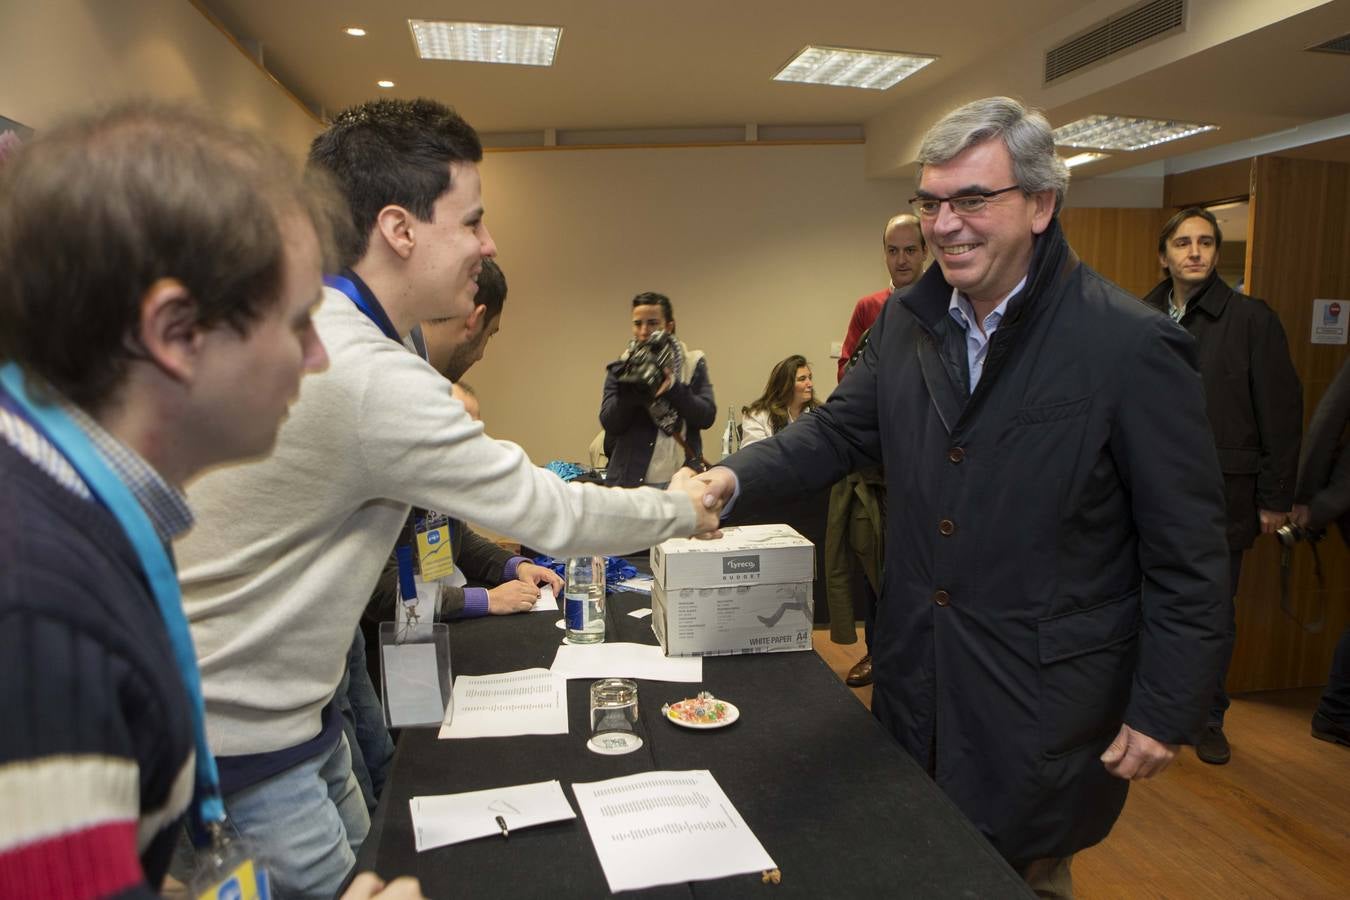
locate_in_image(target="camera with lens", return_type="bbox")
[615,330,677,400]
[1275,522,1325,548]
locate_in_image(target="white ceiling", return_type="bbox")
[199,0,1350,178]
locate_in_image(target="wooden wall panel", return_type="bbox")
[1059,207,1171,298]
[1163,158,1253,209]
[1229,154,1350,692]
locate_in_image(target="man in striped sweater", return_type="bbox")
[0,104,394,898]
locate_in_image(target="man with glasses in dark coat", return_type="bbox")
[690,97,1230,898]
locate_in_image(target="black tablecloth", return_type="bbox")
[355,586,1029,898]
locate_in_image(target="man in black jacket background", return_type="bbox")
[1142,208,1303,766]
[1291,357,1350,746]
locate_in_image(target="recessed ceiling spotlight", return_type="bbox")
[773,45,937,91]
[376,80,395,89]
[409,19,562,66]
[1053,115,1218,151]
[1063,152,1110,168]
[344,27,367,37]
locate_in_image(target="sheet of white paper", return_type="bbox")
[438,668,567,739]
[572,770,776,892]
[410,779,576,852]
[628,608,653,619]
[532,584,559,612]
[614,575,653,595]
[550,642,702,682]
[382,642,446,727]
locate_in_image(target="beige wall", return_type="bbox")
[470,143,909,464]
[0,0,319,158]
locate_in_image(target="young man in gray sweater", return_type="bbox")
[174,98,720,898]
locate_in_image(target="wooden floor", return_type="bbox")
[812,628,1350,899]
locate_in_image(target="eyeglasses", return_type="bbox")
[909,185,1022,218]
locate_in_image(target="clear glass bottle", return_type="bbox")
[565,555,606,643]
[721,406,740,456]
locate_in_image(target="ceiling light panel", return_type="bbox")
[409,19,561,67]
[773,45,936,91]
[1053,115,1217,151]
[1063,151,1110,168]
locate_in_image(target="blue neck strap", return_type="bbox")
[325,271,401,342]
[0,364,226,835]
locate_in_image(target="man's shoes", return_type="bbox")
[1196,724,1231,765]
[1311,712,1350,747]
[845,654,873,687]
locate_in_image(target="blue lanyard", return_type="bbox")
[324,273,400,341]
[0,364,226,836]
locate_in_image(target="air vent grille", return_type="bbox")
[1307,33,1350,56]
[1045,0,1185,83]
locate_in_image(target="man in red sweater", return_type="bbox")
[834,214,927,687]
[837,214,927,381]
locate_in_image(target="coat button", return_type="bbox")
[933,590,950,606]
[938,519,956,536]
[948,447,965,464]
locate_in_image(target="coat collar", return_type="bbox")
[901,216,1074,335]
[1142,270,1233,321]
[903,217,1078,437]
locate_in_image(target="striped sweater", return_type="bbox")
[0,416,194,898]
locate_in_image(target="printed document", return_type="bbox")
[438,668,568,739]
[572,770,776,892]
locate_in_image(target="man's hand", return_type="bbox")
[668,467,723,536]
[1259,508,1289,534]
[1290,504,1311,528]
[1100,723,1178,780]
[342,873,426,900]
[486,581,541,615]
[515,560,563,594]
[693,467,737,511]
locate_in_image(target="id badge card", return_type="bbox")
[189,830,270,900]
[379,619,452,729]
[414,512,455,581]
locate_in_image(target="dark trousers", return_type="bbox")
[1209,551,1245,726]
[1318,625,1350,723]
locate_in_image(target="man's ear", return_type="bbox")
[666,318,676,335]
[464,303,487,337]
[137,278,202,383]
[373,205,416,260]
[1029,190,1056,235]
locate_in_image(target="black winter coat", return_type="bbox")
[1296,357,1350,545]
[600,352,715,487]
[1141,273,1302,550]
[722,220,1230,865]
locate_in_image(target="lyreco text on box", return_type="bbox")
[650,524,815,657]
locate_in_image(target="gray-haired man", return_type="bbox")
[692,97,1229,896]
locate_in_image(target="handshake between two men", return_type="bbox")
[668,466,731,538]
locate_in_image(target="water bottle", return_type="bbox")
[565,555,606,643]
[721,406,739,457]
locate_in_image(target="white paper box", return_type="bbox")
[652,581,814,656]
[650,524,813,589]
[650,525,814,657]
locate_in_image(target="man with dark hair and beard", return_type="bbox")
[423,257,508,382]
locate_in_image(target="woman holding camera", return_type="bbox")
[740,355,818,447]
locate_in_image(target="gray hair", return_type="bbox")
[916,97,1070,213]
